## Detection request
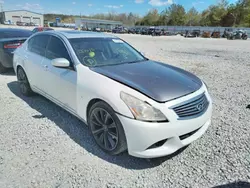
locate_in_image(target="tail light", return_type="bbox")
[4,42,22,49]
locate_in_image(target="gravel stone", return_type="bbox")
[0,34,249,188]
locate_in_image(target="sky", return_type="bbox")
[1,0,238,16]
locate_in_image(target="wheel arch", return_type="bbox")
[86,98,114,123]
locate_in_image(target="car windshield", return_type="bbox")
[70,37,146,67]
[0,30,32,39]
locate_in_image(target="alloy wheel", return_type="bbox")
[17,69,28,94]
[90,108,119,151]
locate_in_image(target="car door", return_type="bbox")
[25,35,50,93]
[42,35,77,113]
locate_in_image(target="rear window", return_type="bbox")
[0,30,32,39]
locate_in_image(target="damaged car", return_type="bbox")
[13,31,212,158]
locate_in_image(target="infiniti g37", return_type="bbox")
[13,31,212,158]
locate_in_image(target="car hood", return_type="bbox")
[90,60,202,102]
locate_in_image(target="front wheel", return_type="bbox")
[88,101,127,155]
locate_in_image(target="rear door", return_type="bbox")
[25,35,50,92]
[42,36,77,112]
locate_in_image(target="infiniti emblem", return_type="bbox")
[196,103,204,111]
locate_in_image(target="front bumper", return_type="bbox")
[117,87,212,158]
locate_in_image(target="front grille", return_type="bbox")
[172,93,209,119]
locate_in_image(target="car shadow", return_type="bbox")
[212,181,250,188]
[7,81,186,170]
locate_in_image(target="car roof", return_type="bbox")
[0,28,31,32]
[43,30,118,39]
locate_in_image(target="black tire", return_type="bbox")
[17,67,34,96]
[88,101,127,155]
[0,62,8,73]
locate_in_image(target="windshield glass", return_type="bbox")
[70,38,146,67]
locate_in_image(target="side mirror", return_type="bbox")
[51,58,70,68]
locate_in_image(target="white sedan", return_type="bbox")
[13,31,212,158]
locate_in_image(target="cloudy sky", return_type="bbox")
[1,0,238,16]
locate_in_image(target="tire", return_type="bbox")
[17,67,34,96]
[88,101,127,155]
[0,62,8,73]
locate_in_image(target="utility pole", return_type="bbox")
[0,2,3,12]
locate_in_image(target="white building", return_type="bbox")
[0,10,44,26]
[75,18,122,30]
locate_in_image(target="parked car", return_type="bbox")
[0,28,32,73]
[135,28,142,34]
[16,21,26,26]
[32,27,54,33]
[28,22,36,26]
[13,31,212,158]
[185,30,201,38]
[151,28,162,36]
[211,30,221,38]
[93,27,101,32]
[140,28,148,35]
[128,28,135,34]
[227,29,248,40]
[161,29,176,36]
[147,27,155,35]
[202,31,211,38]
[112,27,128,34]
[222,28,233,38]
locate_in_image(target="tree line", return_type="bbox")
[136,0,250,27]
[44,0,250,27]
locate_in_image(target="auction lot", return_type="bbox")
[0,30,250,187]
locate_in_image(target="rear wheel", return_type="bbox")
[0,63,7,73]
[88,101,127,155]
[17,67,34,96]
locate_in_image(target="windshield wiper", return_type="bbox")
[124,59,147,64]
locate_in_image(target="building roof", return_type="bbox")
[46,30,118,39]
[3,10,43,15]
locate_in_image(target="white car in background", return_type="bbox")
[13,31,212,158]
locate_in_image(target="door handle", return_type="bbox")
[43,65,48,70]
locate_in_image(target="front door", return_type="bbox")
[42,36,77,113]
[25,35,50,93]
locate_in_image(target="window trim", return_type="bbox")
[27,34,50,58]
[45,34,76,71]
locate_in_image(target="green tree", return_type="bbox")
[140,9,160,26]
[186,7,201,26]
[167,4,186,25]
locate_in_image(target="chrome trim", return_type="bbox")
[170,92,209,120]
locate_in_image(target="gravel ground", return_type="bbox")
[0,33,250,188]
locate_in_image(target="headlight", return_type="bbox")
[120,92,168,122]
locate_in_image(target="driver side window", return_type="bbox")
[46,36,72,64]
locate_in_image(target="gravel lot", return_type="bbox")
[0,32,250,188]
